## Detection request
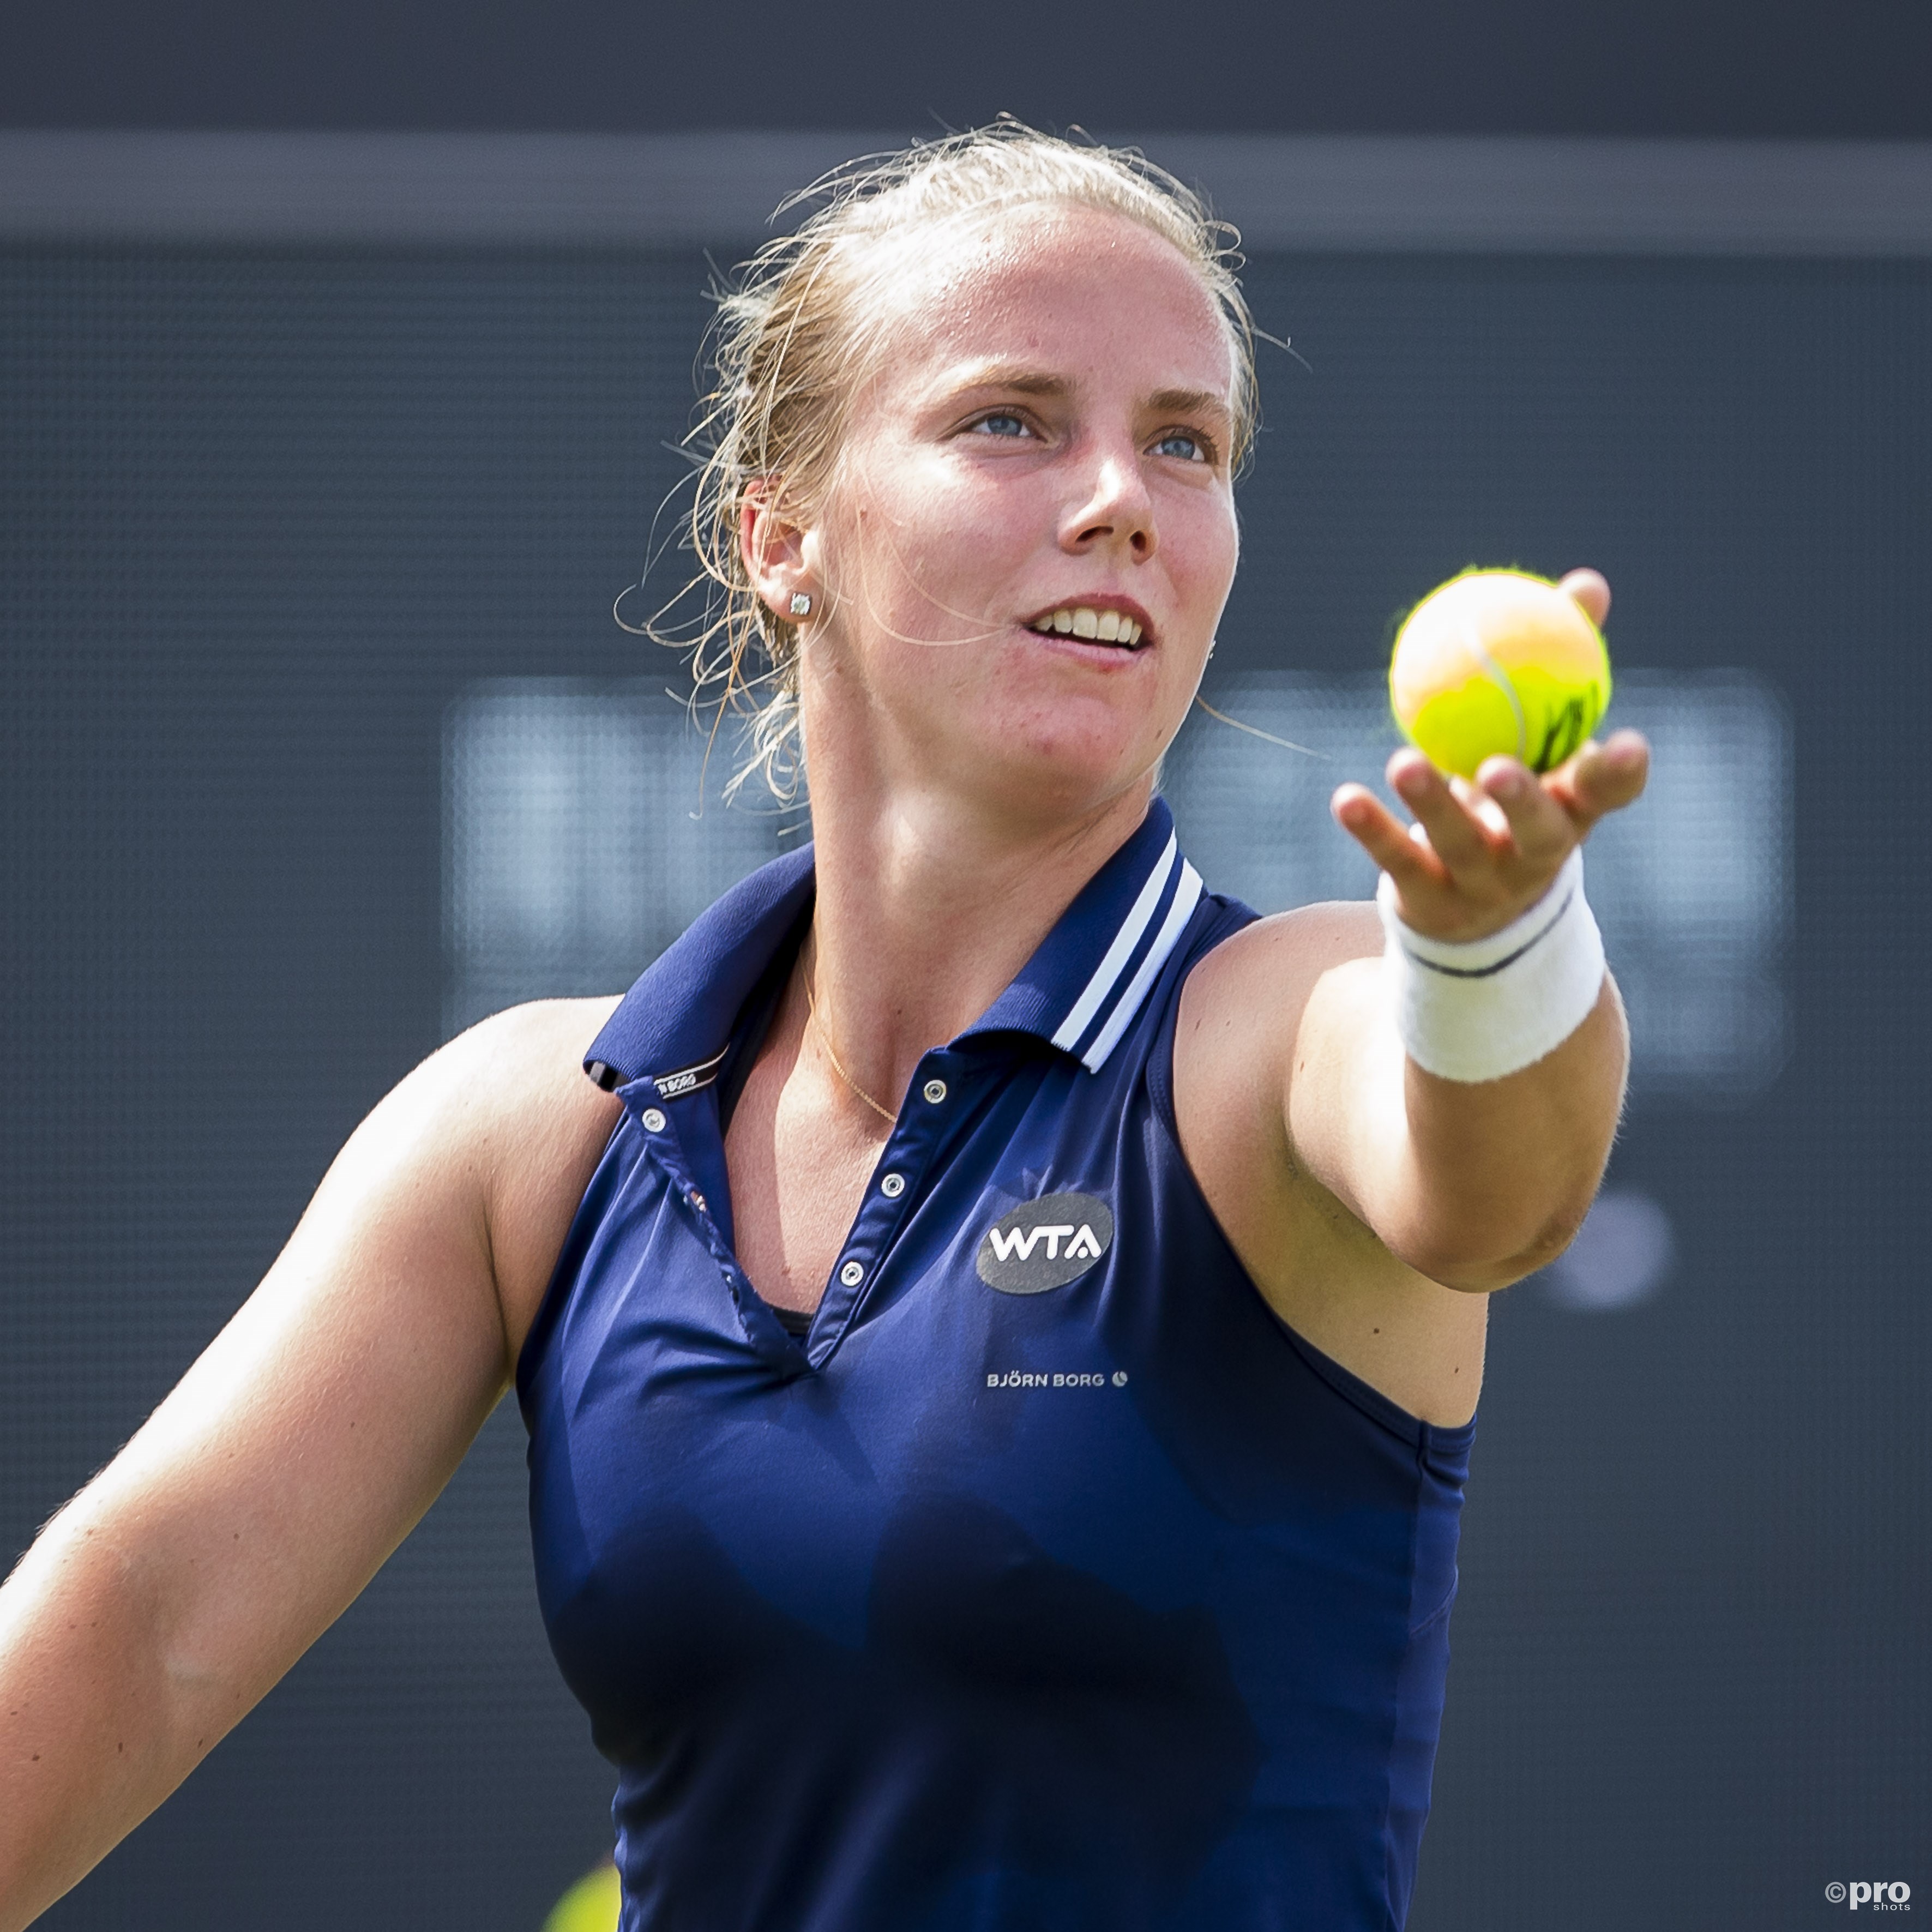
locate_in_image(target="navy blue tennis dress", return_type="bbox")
[518,797,1476,1931]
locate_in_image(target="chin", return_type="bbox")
[950,713,1163,817]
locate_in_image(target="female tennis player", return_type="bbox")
[0,128,1647,1930]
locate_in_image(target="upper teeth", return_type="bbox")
[1029,607,1145,646]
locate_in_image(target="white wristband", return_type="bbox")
[1377,847,1606,1082]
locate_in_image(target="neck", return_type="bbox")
[803,769,1154,1107]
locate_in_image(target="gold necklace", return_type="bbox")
[803,943,897,1126]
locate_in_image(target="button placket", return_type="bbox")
[815,1055,967,1349]
[627,1088,728,1249]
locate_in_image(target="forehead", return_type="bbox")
[860,204,1236,408]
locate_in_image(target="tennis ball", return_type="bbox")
[1388,568,1611,779]
[541,1861,621,1932]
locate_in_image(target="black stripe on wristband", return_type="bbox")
[1398,879,1578,980]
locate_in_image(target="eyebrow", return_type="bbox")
[1147,387,1233,427]
[943,364,1072,400]
[940,366,1233,424]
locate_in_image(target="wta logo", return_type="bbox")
[975,1191,1114,1294]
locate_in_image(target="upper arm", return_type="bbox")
[1173,905,1491,1428]
[46,997,621,1714]
[0,1000,621,1918]
[1175,899,1384,1208]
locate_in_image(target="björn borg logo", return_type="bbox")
[975,1192,1115,1295]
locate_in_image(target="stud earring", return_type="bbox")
[789,592,813,618]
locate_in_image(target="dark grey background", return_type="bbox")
[2,233,1925,1929]
[6,0,1932,139]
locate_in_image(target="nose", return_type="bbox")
[1060,439,1157,563]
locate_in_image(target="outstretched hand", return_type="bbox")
[1330,569,1650,943]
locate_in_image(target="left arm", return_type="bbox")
[1293,714,1650,1292]
[1285,924,1630,1292]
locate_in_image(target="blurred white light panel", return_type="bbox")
[445,671,1790,1099]
[443,681,795,1037]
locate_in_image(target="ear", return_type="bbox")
[740,480,811,617]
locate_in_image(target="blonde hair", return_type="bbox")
[659,121,1259,802]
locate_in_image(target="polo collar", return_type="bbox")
[585,796,1202,1096]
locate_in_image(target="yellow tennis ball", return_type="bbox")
[541,1861,621,1932]
[1388,568,1611,779]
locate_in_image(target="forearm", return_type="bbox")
[1297,959,1628,1290]
[0,1497,237,1931]
[1394,973,1626,1283]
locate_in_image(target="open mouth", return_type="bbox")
[1025,604,1149,649]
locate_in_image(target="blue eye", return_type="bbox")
[972,413,1031,438]
[1153,431,1208,462]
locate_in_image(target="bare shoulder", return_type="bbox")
[1181,899,1381,1033]
[1172,902,1486,1429]
[1173,896,1379,1163]
[431,996,625,1357]
[435,993,624,1131]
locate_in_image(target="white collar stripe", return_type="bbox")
[1049,833,1179,1054]
[1082,862,1203,1073]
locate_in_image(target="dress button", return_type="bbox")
[689,1191,706,1213]
[839,1259,865,1287]
[880,1172,906,1199]
[922,1078,948,1105]
[641,1108,667,1132]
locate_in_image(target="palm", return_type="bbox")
[1330,569,1650,943]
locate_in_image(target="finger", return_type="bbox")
[1387,749,1499,880]
[1545,729,1650,828]
[1474,756,1576,865]
[1331,783,1448,892]
[1448,773,1513,843]
[1561,567,1610,628]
